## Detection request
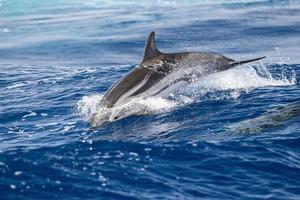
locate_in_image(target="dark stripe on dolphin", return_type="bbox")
[129,69,165,97]
[103,67,152,107]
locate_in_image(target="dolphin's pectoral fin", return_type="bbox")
[142,32,162,63]
[230,56,266,67]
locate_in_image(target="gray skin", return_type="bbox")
[90,32,265,127]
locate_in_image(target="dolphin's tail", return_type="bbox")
[230,56,266,67]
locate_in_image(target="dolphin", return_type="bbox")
[90,32,265,127]
[228,100,300,134]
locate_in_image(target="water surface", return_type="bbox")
[1,0,300,199]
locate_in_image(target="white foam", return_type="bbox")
[77,94,177,123]
[6,82,27,89]
[77,94,104,119]
[180,64,295,99]
[23,111,37,118]
[203,65,294,89]
[62,125,75,132]
[1,28,10,33]
[108,96,177,119]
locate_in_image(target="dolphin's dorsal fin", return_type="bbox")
[142,32,161,63]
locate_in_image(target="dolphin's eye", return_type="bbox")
[114,116,119,120]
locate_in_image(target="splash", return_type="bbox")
[181,64,295,97]
[77,63,296,126]
[77,94,178,126]
[77,94,104,120]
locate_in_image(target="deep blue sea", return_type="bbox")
[1,0,300,199]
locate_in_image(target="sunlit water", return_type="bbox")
[1,0,300,199]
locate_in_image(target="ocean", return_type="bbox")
[1,0,300,199]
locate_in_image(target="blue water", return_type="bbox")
[1,0,300,199]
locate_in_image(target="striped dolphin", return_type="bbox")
[90,32,265,127]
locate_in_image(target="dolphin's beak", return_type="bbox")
[89,113,103,128]
[88,110,112,129]
[88,119,98,129]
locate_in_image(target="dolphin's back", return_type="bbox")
[172,52,234,68]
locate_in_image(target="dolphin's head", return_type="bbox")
[88,104,133,128]
[88,105,114,128]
